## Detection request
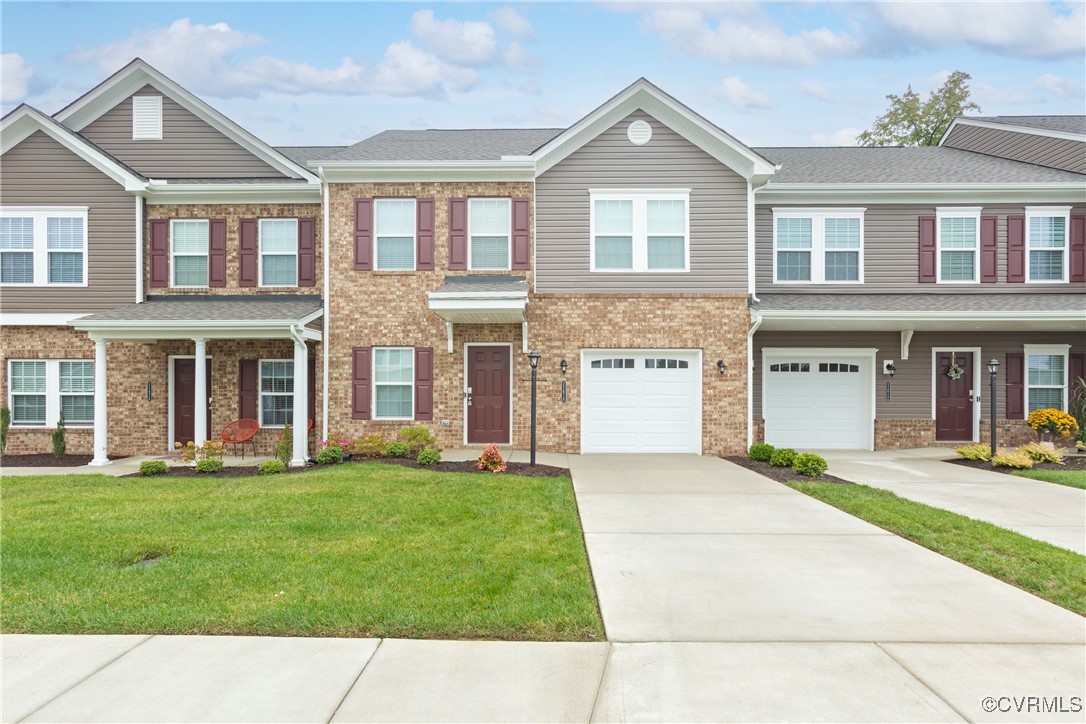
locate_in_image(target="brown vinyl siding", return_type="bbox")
[535,110,748,293]
[80,84,287,179]
[755,203,1086,294]
[943,124,1086,174]
[0,131,136,313]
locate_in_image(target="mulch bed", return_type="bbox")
[947,454,1086,476]
[370,457,570,478]
[724,456,852,485]
[1,453,127,468]
[122,464,316,478]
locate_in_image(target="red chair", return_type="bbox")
[221,418,259,459]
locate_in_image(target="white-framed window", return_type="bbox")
[772,208,865,283]
[936,207,981,283]
[171,219,209,287]
[373,347,414,419]
[590,190,690,273]
[1024,345,1069,412]
[259,359,294,427]
[8,359,94,427]
[375,199,416,270]
[259,218,298,287]
[468,198,511,270]
[132,95,163,140]
[1025,206,1070,283]
[0,207,88,287]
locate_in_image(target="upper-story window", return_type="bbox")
[171,219,209,287]
[132,96,163,140]
[590,190,689,272]
[1026,207,1070,283]
[937,207,981,283]
[0,207,88,287]
[375,199,416,270]
[259,219,298,287]
[469,199,511,270]
[773,209,863,284]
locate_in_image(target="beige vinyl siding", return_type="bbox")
[1,131,136,313]
[535,110,748,293]
[755,203,1086,294]
[80,84,287,179]
[753,330,1085,419]
[943,125,1086,174]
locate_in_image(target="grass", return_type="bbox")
[1,463,603,640]
[787,481,1086,615]
[1011,468,1086,490]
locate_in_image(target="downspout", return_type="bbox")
[746,175,772,448]
[746,306,763,450]
[319,167,330,443]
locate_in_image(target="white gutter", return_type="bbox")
[757,309,1084,322]
[747,307,763,450]
[319,166,330,444]
[134,196,143,303]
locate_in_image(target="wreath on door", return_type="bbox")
[946,353,964,380]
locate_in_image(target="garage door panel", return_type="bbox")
[764,354,870,450]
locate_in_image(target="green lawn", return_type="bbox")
[1011,468,1086,490]
[788,481,1086,615]
[1,463,603,640]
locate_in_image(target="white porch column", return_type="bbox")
[88,337,110,466]
[291,336,309,467]
[193,337,207,446]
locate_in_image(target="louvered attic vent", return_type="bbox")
[132,95,163,140]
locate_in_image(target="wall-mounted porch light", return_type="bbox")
[559,359,568,403]
[884,361,896,401]
[716,359,727,376]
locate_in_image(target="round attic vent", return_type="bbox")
[627,120,652,145]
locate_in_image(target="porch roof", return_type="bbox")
[428,275,528,324]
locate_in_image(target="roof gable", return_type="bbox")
[940,116,1086,145]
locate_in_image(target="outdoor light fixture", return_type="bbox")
[559,359,568,375]
[528,350,541,370]
[988,357,1000,457]
[559,359,568,403]
[527,350,541,465]
[716,359,727,375]
[146,381,153,402]
[885,362,896,377]
[884,361,897,401]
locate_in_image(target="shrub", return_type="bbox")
[1026,408,1079,438]
[320,431,353,451]
[992,450,1034,469]
[316,445,343,465]
[792,453,828,478]
[0,405,10,457]
[276,423,293,464]
[195,457,224,473]
[52,412,66,458]
[417,448,441,466]
[1018,442,1064,464]
[386,441,411,458]
[477,444,507,473]
[748,443,775,462]
[174,440,225,464]
[258,459,286,475]
[769,448,797,467]
[351,434,388,458]
[139,460,168,476]
[955,443,992,462]
[1071,375,1086,443]
[398,426,436,455]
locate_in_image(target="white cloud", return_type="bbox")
[489,7,534,39]
[711,76,775,112]
[368,41,476,96]
[809,127,862,146]
[799,80,833,101]
[970,82,1033,106]
[503,42,538,73]
[1035,73,1086,99]
[410,9,498,66]
[493,103,579,127]
[1,53,37,103]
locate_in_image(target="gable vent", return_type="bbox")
[627,120,652,145]
[132,96,163,140]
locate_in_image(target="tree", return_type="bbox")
[857,71,980,147]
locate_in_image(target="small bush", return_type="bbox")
[139,460,168,476]
[52,412,66,458]
[769,448,797,467]
[195,457,224,473]
[792,453,828,478]
[316,445,343,465]
[417,448,441,466]
[748,443,775,462]
[351,433,388,458]
[174,440,225,464]
[477,444,507,473]
[1017,443,1062,464]
[0,405,10,456]
[386,441,411,458]
[992,450,1034,469]
[955,443,993,462]
[398,426,437,455]
[276,423,292,464]
[1026,408,1079,438]
[258,459,286,475]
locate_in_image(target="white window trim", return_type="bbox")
[258,218,299,288]
[0,206,89,288]
[1025,206,1071,284]
[374,199,417,271]
[467,198,512,272]
[771,208,865,285]
[589,189,691,273]
[372,346,415,421]
[257,358,295,428]
[935,207,982,285]
[170,218,209,289]
[1023,344,1070,412]
[7,359,94,428]
[132,95,163,141]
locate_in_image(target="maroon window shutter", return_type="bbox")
[307,357,316,424]
[238,359,259,420]
[512,197,530,270]
[918,216,936,283]
[298,217,316,286]
[1007,215,1025,283]
[448,198,467,270]
[1005,353,1024,420]
[208,219,227,287]
[1069,353,1085,399]
[416,198,435,271]
[980,216,998,283]
[239,219,258,287]
[415,347,433,421]
[150,219,169,287]
[1069,215,1085,283]
[354,198,373,270]
[352,346,371,419]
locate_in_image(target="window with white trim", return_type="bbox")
[132,96,163,140]
[171,219,209,287]
[1026,207,1070,283]
[259,360,294,427]
[0,207,88,286]
[772,209,864,283]
[1024,345,1069,412]
[468,198,511,270]
[375,199,416,270]
[590,190,690,272]
[259,219,298,286]
[373,348,414,419]
[8,359,94,427]
[937,208,980,283]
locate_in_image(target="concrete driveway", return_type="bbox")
[818,448,1086,554]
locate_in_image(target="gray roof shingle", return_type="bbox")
[756,293,1084,313]
[78,295,323,323]
[433,275,528,294]
[323,129,564,162]
[965,116,1086,135]
[274,146,349,166]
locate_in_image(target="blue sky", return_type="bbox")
[3,2,1084,147]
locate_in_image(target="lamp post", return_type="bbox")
[988,357,1000,457]
[528,350,541,466]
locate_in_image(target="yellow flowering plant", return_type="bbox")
[1026,408,1079,438]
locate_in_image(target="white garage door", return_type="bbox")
[582,350,700,453]
[763,353,872,450]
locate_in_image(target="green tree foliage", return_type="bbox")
[858,71,980,147]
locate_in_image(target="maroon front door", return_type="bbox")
[467,346,510,444]
[174,358,212,446]
[935,351,973,441]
